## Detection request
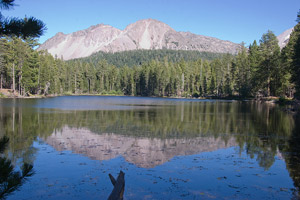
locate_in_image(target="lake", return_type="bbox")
[0,96,299,199]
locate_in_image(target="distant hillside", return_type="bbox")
[38,19,240,60]
[72,49,225,67]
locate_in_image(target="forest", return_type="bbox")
[77,49,224,67]
[0,14,300,99]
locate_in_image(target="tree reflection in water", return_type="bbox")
[0,97,299,197]
[0,136,34,199]
[282,111,300,198]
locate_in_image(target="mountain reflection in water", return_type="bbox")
[46,126,236,168]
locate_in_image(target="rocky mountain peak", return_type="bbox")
[125,18,173,30]
[38,19,241,60]
[55,32,65,36]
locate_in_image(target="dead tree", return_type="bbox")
[108,171,125,200]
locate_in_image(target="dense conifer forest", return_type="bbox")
[77,49,224,67]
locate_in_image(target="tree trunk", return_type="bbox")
[19,74,21,96]
[68,75,70,93]
[37,63,41,95]
[74,73,77,94]
[132,83,134,96]
[54,79,57,95]
[267,76,270,97]
[108,171,125,200]
[0,73,3,89]
[88,79,90,94]
[44,82,50,95]
[181,73,184,96]
[267,64,270,97]
[101,75,104,92]
[12,63,15,92]
[200,59,203,81]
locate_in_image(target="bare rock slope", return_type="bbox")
[277,27,294,49]
[38,19,241,60]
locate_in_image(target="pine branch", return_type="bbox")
[0,0,15,10]
[0,16,46,39]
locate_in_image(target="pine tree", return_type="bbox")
[22,50,39,94]
[209,75,215,95]
[257,30,281,97]
[249,40,261,95]
[0,38,7,89]
[235,44,251,97]
[288,11,300,98]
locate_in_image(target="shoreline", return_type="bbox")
[1,91,299,114]
[0,91,293,100]
[1,89,299,108]
[0,90,290,100]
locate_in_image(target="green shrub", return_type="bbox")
[63,91,73,96]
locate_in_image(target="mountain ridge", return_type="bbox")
[38,19,241,60]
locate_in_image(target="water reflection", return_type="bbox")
[282,111,300,198]
[46,126,236,168]
[0,97,299,197]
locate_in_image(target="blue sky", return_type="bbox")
[2,0,300,46]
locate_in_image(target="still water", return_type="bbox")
[0,96,299,199]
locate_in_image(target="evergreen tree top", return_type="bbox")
[0,0,46,39]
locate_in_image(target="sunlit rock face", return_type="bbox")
[277,27,294,49]
[38,19,240,60]
[46,126,237,168]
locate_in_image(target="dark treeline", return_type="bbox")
[77,49,224,67]
[1,14,300,99]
